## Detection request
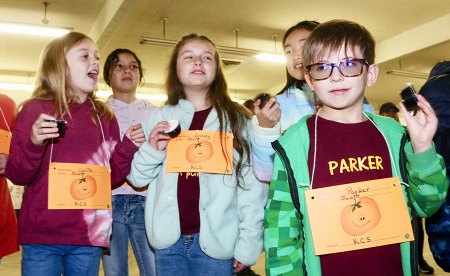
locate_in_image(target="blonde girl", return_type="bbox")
[6,32,143,275]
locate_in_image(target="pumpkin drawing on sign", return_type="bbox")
[186,139,213,163]
[340,196,381,236]
[70,174,97,200]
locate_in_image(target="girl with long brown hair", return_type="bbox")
[128,33,266,275]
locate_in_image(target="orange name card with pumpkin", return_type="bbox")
[304,177,414,255]
[48,162,112,209]
[0,129,12,154]
[166,130,233,174]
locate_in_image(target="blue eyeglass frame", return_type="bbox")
[306,58,369,80]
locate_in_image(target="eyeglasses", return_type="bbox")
[306,58,369,81]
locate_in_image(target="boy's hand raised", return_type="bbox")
[401,94,438,153]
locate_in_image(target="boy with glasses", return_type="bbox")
[250,20,374,183]
[264,19,448,275]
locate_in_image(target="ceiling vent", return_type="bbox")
[221,58,242,70]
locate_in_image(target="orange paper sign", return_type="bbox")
[48,162,112,209]
[0,129,12,154]
[305,177,414,255]
[166,130,233,174]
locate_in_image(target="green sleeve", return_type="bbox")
[405,143,449,217]
[264,156,305,276]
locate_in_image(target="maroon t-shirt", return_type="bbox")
[178,106,212,234]
[307,115,403,276]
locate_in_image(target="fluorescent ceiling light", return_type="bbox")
[140,36,285,62]
[256,53,286,63]
[0,22,71,37]
[140,37,261,56]
[140,37,177,47]
[0,82,34,91]
[386,69,428,79]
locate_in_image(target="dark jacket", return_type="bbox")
[420,61,450,166]
[420,61,450,272]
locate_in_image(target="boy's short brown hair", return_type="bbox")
[302,19,376,67]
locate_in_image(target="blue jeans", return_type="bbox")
[155,233,234,276]
[22,244,102,276]
[102,195,155,276]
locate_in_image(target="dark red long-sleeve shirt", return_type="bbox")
[0,93,19,257]
[6,98,137,247]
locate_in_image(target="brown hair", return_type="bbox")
[302,19,375,67]
[103,48,144,87]
[166,33,253,185]
[23,32,112,120]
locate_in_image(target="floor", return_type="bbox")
[0,239,445,275]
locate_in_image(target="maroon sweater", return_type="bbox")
[5,99,138,247]
[307,115,403,276]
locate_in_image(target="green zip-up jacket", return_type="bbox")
[264,112,448,276]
